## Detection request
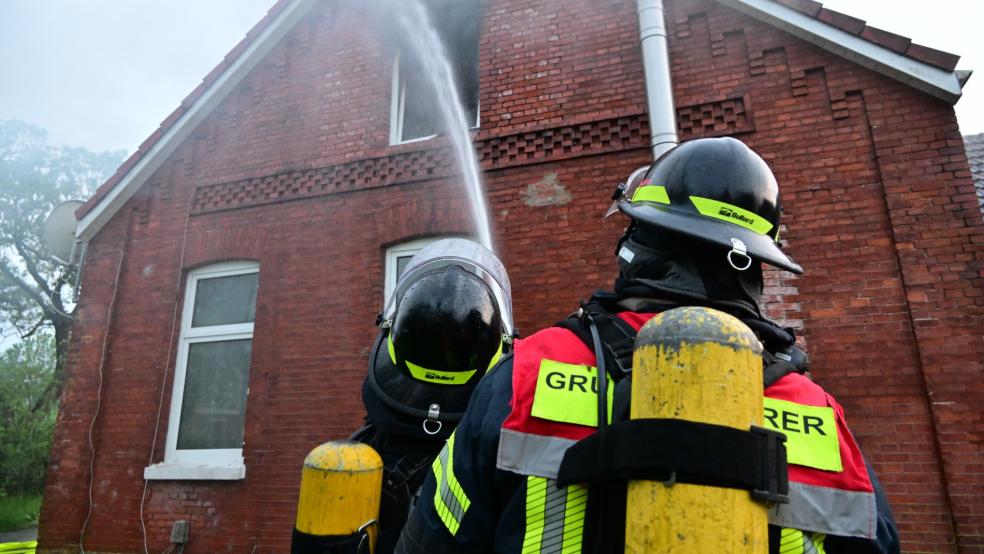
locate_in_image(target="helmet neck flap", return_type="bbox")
[613,222,765,320]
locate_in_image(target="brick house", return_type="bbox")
[40,0,983,552]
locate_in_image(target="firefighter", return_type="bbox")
[353,237,514,554]
[395,138,900,553]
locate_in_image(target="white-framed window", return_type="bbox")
[144,261,259,481]
[389,0,481,144]
[385,238,442,303]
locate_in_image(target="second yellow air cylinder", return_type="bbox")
[292,440,383,554]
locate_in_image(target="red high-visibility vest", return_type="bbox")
[496,311,877,539]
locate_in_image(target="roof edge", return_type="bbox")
[76,0,318,242]
[716,0,965,104]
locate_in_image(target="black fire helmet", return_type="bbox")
[611,137,803,274]
[365,238,512,438]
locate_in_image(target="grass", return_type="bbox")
[0,495,41,533]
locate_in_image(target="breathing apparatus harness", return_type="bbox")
[552,294,803,552]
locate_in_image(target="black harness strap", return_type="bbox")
[555,303,637,380]
[764,360,802,388]
[556,418,789,504]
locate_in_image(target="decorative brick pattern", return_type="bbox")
[190,106,752,216]
[191,148,459,214]
[191,114,649,214]
[481,116,648,167]
[677,96,754,139]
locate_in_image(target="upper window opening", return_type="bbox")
[390,0,481,144]
[385,238,444,303]
[191,272,258,327]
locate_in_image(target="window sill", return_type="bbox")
[390,133,438,146]
[144,462,246,481]
[388,126,481,148]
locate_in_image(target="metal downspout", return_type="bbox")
[637,0,678,159]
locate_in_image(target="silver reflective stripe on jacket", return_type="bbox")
[497,428,577,479]
[769,481,877,539]
[432,432,471,535]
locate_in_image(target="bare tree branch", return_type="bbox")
[21,317,45,340]
[0,261,54,318]
[13,236,55,298]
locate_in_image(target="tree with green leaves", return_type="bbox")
[0,119,124,413]
[0,333,58,494]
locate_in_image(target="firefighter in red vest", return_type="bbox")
[353,238,514,554]
[395,138,900,554]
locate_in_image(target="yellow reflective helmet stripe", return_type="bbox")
[406,361,478,385]
[522,476,587,554]
[431,432,471,535]
[486,338,504,371]
[779,528,827,554]
[387,333,398,364]
[762,397,842,472]
[631,183,670,205]
[690,196,774,235]
[629,185,776,236]
[388,334,503,386]
[531,359,613,427]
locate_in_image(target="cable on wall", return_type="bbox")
[139,193,194,554]
[78,242,127,554]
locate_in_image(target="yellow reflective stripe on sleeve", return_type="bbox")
[522,477,587,554]
[690,196,774,235]
[531,359,613,427]
[779,528,827,554]
[522,477,547,553]
[631,184,670,204]
[431,432,471,535]
[561,483,587,553]
[763,397,842,472]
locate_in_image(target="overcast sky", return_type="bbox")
[0,0,981,155]
[0,0,274,152]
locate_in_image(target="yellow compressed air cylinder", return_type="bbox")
[626,306,767,553]
[293,440,383,554]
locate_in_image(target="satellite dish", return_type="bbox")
[42,200,84,265]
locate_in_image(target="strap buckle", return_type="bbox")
[750,425,789,505]
[422,403,443,436]
[727,238,753,271]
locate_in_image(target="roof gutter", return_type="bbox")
[637,0,679,160]
[75,0,318,242]
[716,0,965,104]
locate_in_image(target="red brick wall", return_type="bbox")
[40,0,983,552]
